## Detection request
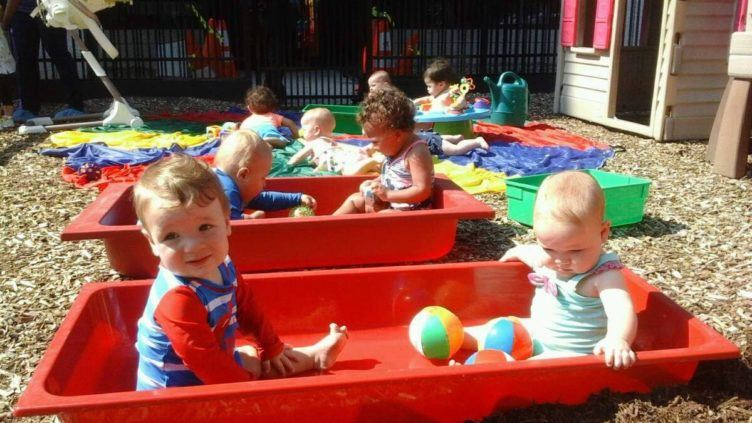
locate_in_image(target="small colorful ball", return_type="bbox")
[77,162,101,182]
[289,205,315,217]
[464,349,514,365]
[479,316,533,360]
[409,306,464,360]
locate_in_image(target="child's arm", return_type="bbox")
[593,272,637,369]
[373,143,433,204]
[413,96,432,105]
[247,191,304,212]
[154,287,256,384]
[235,276,286,362]
[280,116,300,137]
[287,143,315,166]
[499,244,547,269]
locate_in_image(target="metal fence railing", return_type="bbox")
[37,0,560,108]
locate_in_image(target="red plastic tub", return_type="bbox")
[15,262,739,423]
[61,175,494,277]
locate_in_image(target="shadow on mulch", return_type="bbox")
[472,359,752,423]
[611,215,688,239]
[0,130,41,167]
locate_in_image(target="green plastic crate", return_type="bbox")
[505,169,651,227]
[302,104,362,135]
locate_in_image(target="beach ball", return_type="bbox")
[77,162,101,182]
[409,306,464,359]
[464,349,514,365]
[289,205,315,217]
[479,316,533,360]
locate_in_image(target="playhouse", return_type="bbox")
[554,0,738,141]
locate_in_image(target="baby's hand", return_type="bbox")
[593,337,636,370]
[359,180,375,192]
[242,210,266,219]
[370,180,388,201]
[300,194,317,210]
[262,346,299,377]
[499,246,523,262]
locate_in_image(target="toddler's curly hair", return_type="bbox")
[245,86,278,114]
[357,86,415,132]
[423,58,459,85]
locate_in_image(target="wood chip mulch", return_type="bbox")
[1,94,750,422]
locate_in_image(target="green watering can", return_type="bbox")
[484,72,528,127]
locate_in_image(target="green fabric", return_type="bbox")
[270,141,337,177]
[78,120,210,135]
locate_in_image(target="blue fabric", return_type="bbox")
[443,142,614,176]
[40,139,221,170]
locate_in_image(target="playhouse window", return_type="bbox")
[561,0,614,49]
[578,0,597,47]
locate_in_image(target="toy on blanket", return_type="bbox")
[206,122,238,140]
[77,162,102,182]
[409,306,464,360]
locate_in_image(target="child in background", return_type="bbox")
[413,58,489,156]
[367,70,392,93]
[413,58,457,112]
[288,107,382,176]
[240,86,299,148]
[133,154,347,390]
[0,4,15,128]
[460,171,637,369]
[334,87,434,214]
[214,130,317,219]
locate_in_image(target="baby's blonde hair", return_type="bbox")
[301,108,336,134]
[533,171,605,226]
[368,70,392,85]
[214,129,272,176]
[133,154,229,231]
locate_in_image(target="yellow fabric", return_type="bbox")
[48,130,210,149]
[434,159,506,194]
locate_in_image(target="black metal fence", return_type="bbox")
[40,0,560,108]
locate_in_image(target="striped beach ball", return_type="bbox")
[464,349,514,365]
[408,306,464,359]
[479,316,533,360]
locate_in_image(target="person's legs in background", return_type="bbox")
[10,10,41,120]
[39,23,84,116]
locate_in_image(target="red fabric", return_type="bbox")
[62,164,146,191]
[146,111,247,124]
[593,0,615,49]
[155,286,255,385]
[561,0,579,46]
[472,121,610,150]
[62,156,215,190]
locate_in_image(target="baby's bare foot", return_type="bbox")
[313,323,349,370]
[478,138,490,150]
[448,359,463,366]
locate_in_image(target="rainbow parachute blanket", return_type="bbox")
[40,111,614,193]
